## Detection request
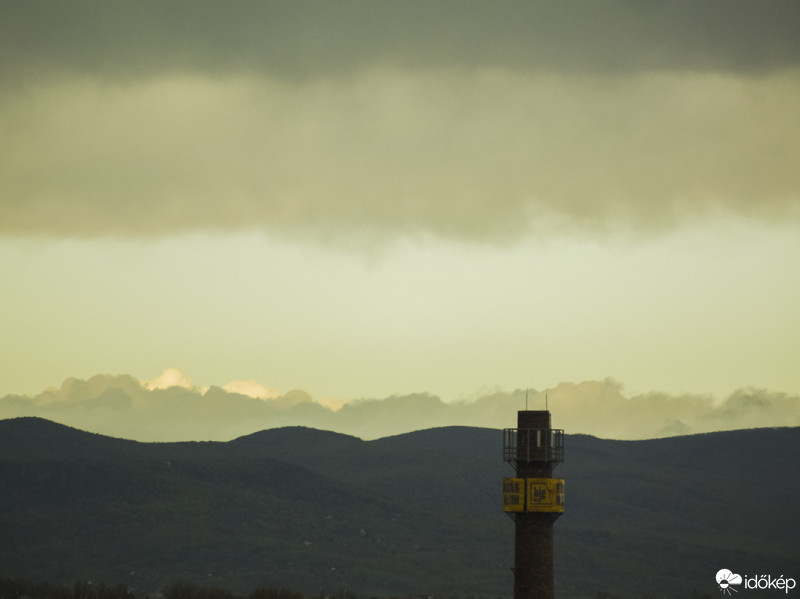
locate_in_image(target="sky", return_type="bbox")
[1,1,799,441]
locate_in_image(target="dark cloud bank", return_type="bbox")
[1,373,797,442]
[2,0,799,82]
[2,1,799,243]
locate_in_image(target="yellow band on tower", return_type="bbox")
[502,477,525,512]
[503,477,565,512]
[526,478,565,513]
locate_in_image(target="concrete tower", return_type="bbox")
[503,410,564,599]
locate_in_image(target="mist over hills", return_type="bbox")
[1,417,798,598]
[3,371,798,443]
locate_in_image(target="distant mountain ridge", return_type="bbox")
[1,417,798,598]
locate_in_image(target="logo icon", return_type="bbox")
[717,569,743,595]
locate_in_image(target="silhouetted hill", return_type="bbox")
[1,417,798,598]
[231,426,365,456]
[0,416,141,459]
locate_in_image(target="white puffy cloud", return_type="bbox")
[143,367,198,391]
[223,380,281,400]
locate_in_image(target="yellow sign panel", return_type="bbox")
[502,477,525,512]
[526,478,565,513]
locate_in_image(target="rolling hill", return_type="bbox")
[1,417,797,598]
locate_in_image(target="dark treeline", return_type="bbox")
[0,577,306,599]
[0,577,719,599]
[595,592,713,599]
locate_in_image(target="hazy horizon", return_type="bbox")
[2,2,799,437]
[2,367,797,442]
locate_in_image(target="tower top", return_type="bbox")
[504,411,563,469]
[517,410,551,430]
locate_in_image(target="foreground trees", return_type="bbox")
[0,577,303,599]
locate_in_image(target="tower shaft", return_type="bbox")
[514,411,554,599]
[503,410,564,599]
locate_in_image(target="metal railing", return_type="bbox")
[503,428,564,467]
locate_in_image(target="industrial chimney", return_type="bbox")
[503,410,564,599]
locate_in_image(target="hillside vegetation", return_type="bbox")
[1,417,797,598]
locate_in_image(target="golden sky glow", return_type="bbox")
[1,1,799,439]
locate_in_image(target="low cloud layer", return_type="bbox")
[1,369,797,442]
[2,2,799,243]
[2,70,798,242]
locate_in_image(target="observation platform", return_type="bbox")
[503,428,564,469]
